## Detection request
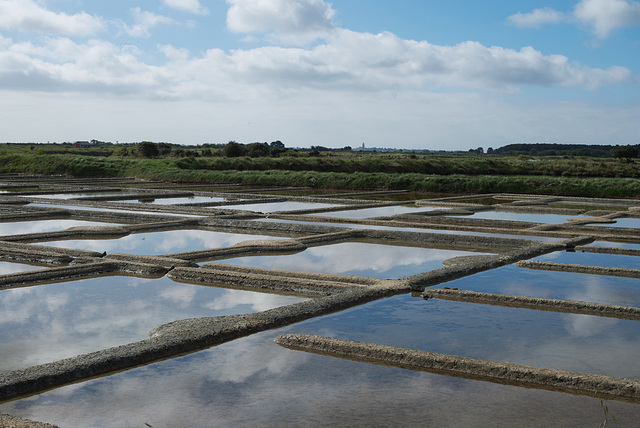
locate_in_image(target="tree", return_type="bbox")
[138,141,159,158]
[223,141,246,157]
[270,140,285,149]
[247,142,270,157]
[611,145,638,162]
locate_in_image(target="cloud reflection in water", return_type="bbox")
[0,276,306,371]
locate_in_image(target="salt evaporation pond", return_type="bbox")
[212,201,343,213]
[28,192,133,199]
[30,203,203,216]
[216,242,488,279]
[438,264,640,307]
[0,219,121,236]
[3,302,640,427]
[0,261,47,276]
[38,229,285,256]
[590,217,640,229]
[119,196,228,204]
[0,275,307,371]
[309,205,439,218]
[453,211,583,224]
[586,240,640,250]
[256,218,562,241]
[289,294,640,379]
[534,250,640,270]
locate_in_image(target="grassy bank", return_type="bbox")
[1,152,639,198]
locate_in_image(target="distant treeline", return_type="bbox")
[492,143,640,157]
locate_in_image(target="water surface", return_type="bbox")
[217,242,488,279]
[0,220,122,236]
[0,275,306,370]
[308,205,439,219]
[2,311,638,427]
[39,229,286,256]
[439,264,640,307]
[119,196,228,205]
[0,261,47,276]
[534,250,640,270]
[213,201,342,213]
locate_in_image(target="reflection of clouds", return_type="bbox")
[564,275,631,306]
[43,230,282,255]
[563,314,619,338]
[471,212,577,224]
[0,277,304,371]
[221,202,339,213]
[159,285,197,308]
[3,329,639,427]
[0,261,43,275]
[227,243,477,278]
[310,205,437,219]
[0,220,118,236]
[203,289,302,313]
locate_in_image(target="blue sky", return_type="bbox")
[0,0,638,150]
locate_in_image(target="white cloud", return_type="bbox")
[0,29,633,103]
[226,0,336,43]
[574,0,640,37]
[124,8,174,38]
[507,7,566,28]
[0,0,103,36]
[162,0,209,15]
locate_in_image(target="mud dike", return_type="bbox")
[1,177,640,426]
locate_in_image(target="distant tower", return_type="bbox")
[362,142,365,149]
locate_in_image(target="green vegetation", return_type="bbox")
[1,141,639,198]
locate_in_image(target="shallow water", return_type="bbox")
[534,250,640,270]
[589,217,640,229]
[29,203,203,217]
[0,261,47,276]
[291,294,640,378]
[39,229,285,256]
[216,242,488,279]
[28,192,133,200]
[459,211,583,224]
[212,201,343,213]
[308,205,439,218]
[0,219,121,236]
[119,196,228,204]
[2,300,639,427]
[0,275,306,371]
[587,241,640,250]
[256,218,561,241]
[439,264,640,307]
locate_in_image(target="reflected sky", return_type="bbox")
[0,261,47,275]
[119,196,228,204]
[212,201,342,213]
[289,295,640,379]
[0,275,306,371]
[458,211,583,224]
[2,310,639,427]
[40,229,285,256]
[216,242,487,279]
[308,205,438,218]
[589,218,640,229]
[535,250,640,270]
[256,218,561,242]
[440,264,640,307]
[28,193,135,199]
[587,241,640,250]
[29,203,202,217]
[0,220,121,236]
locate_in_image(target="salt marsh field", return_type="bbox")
[1,176,640,427]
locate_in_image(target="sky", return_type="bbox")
[0,0,639,150]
